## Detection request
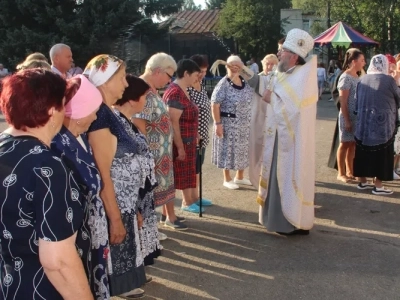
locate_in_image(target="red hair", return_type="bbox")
[386,54,396,65]
[0,69,66,130]
[64,77,82,105]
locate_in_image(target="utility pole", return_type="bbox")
[327,0,332,63]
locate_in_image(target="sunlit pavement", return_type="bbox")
[133,95,400,300]
[2,97,397,300]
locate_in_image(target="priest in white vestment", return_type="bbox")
[257,28,318,235]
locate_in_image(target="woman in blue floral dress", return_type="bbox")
[51,74,110,299]
[113,75,161,266]
[85,55,146,298]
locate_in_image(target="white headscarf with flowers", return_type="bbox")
[367,54,389,75]
[83,54,124,87]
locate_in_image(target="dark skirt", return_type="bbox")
[328,98,341,170]
[327,117,340,170]
[144,248,162,266]
[353,139,394,181]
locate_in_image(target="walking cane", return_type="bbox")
[198,139,203,217]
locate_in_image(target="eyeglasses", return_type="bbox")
[278,48,294,54]
[165,72,174,79]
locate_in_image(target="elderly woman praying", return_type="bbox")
[210,55,254,189]
[354,54,400,195]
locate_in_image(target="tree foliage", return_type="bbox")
[0,0,183,69]
[182,0,202,10]
[216,0,291,60]
[206,0,226,9]
[293,0,400,53]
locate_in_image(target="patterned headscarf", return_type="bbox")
[367,54,389,75]
[83,54,124,87]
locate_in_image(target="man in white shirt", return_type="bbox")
[0,64,9,79]
[249,57,259,74]
[49,44,73,79]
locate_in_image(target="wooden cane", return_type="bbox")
[198,140,203,217]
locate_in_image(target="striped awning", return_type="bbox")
[314,21,379,47]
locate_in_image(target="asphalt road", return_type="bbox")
[1,96,399,300]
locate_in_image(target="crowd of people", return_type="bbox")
[1,25,397,299]
[0,45,220,299]
[326,48,400,195]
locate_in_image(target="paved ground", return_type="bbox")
[2,95,399,300]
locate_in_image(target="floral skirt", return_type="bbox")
[138,191,162,265]
[108,212,145,296]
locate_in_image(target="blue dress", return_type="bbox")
[0,134,89,299]
[51,126,110,300]
[88,103,145,296]
[113,109,161,265]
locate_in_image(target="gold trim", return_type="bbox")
[256,196,265,206]
[259,178,268,189]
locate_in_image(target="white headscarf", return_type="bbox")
[83,54,124,87]
[367,54,389,75]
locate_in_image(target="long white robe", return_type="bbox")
[248,74,270,187]
[257,55,318,230]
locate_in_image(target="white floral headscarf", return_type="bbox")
[83,54,124,87]
[367,54,389,75]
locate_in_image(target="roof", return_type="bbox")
[314,21,379,47]
[162,9,220,34]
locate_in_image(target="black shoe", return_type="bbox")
[372,186,393,195]
[277,229,310,236]
[357,182,374,190]
[164,219,188,230]
[160,214,186,224]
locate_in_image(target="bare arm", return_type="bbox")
[211,103,221,123]
[39,234,93,300]
[168,107,185,160]
[339,89,351,122]
[132,118,147,136]
[339,89,353,132]
[88,129,126,244]
[211,103,223,138]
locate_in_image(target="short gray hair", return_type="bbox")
[49,43,71,63]
[145,53,177,72]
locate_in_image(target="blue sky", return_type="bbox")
[194,0,206,8]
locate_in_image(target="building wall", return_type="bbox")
[280,9,330,66]
[281,9,326,35]
[281,9,304,34]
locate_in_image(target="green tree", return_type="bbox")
[206,0,226,9]
[217,0,291,59]
[182,0,202,10]
[293,0,400,53]
[0,0,184,69]
[0,0,77,68]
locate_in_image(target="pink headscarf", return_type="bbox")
[65,75,102,119]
